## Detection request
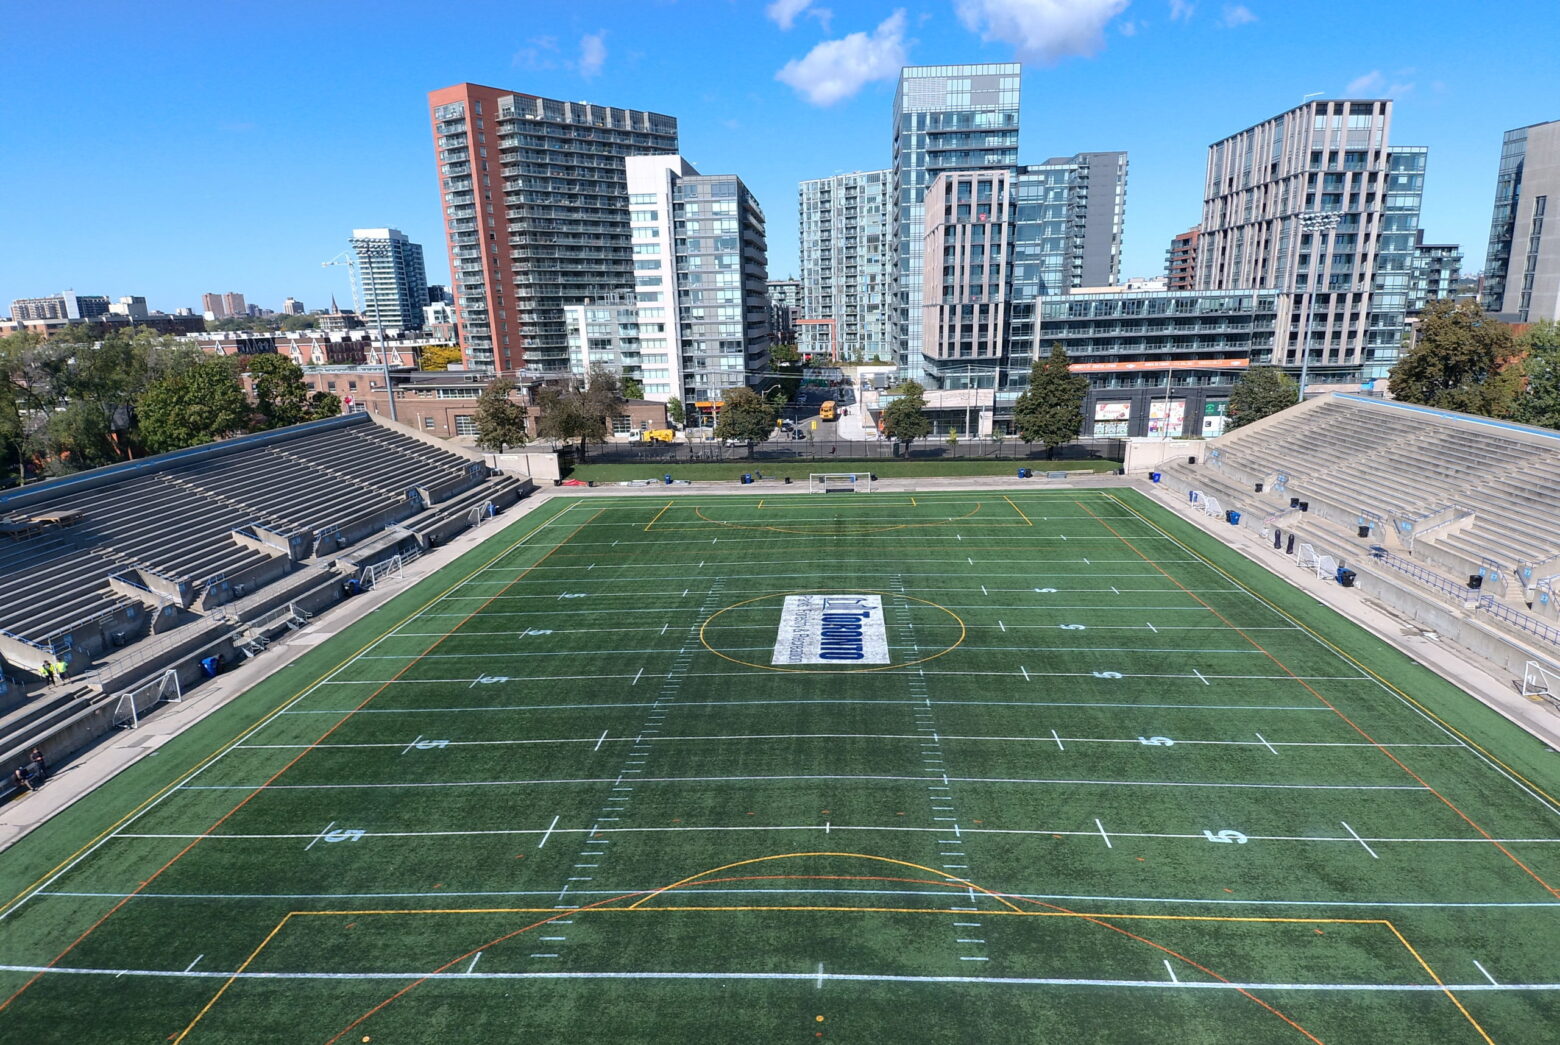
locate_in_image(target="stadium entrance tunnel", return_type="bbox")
[698,589,966,673]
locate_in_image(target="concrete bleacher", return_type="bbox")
[0,413,516,674]
[1184,393,1560,584]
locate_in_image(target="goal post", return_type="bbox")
[808,473,873,494]
[1522,660,1560,707]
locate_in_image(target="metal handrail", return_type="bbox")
[1372,550,1477,603]
[1477,595,1560,648]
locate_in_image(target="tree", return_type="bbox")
[137,357,249,453]
[770,343,802,366]
[473,377,529,452]
[712,386,776,455]
[881,380,932,455]
[1226,366,1300,430]
[622,377,644,400]
[534,365,624,461]
[420,344,464,371]
[247,353,311,428]
[1391,299,1523,417]
[33,401,121,475]
[1012,344,1088,457]
[309,391,342,419]
[666,398,685,428]
[279,314,319,332]
[1512,320,1560,430]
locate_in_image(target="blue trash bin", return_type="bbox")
[741,473,752,484]
[1150,471,1161,483]
[200,656,221,678]
[1017,467,1031,478]
[663,474,673,485]
[1227,510,1241,525]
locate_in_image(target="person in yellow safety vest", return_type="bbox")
[54,661,66,684]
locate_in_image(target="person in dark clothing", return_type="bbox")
[29,748,47,782]
[12,766,32,792]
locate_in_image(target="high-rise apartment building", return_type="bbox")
[1197,99,1425,385]
[917,154,1128,387]
[222,292,246,318]
[892,64,1020,382]
[201,292,225,319]
[798,169,890,362]
[623,156,769,404]
[427,83,678,373]
[1166,226,1201,291]
[11,292,110,321]
[282,298,305,315]
[1482,119,1560,322]
[1410,234,1462,313]
[766,279,801,344]
[350,228,429,331]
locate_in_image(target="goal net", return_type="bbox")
[1522,660,1559,707]
[809,473,873,494]
[111,668,182,729]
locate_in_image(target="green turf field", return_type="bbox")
[1,488,1557,1043]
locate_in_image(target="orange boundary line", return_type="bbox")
[0,500,581,922]
[1085,494,1557,900]
[303,853,1327,1045]
[0,509,605,1015]
[1108,493,1560,814]
[1074,496,1530,1044]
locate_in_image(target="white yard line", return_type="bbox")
[1473,960,1498,986]
[1,963,1556,992]
[1340,821,1380,859]
[1254,732,1279,756]
[536,815,561,849]
[1095,818,1113,849]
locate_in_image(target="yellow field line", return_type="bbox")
[171,912,295,1043]
[643,500,674,531]
[1,506,602,1015]
[1003,494,1034,526]
[0,499,578,922]
[1105,492,1560,814]
[1381,921,1496,1044]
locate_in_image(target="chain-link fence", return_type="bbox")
[564,438,1124,466]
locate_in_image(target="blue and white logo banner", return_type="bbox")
[771,594,889,665]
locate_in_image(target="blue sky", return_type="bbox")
[4,0,1558,316]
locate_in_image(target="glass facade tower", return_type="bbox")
[1482,119,1560,322]
[892,64,1020,383]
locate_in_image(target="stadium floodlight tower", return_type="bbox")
[1295,211,1342,402]
[323,248,399,422]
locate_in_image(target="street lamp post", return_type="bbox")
[1295,211,1342,402]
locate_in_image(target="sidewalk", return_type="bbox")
[0,490,563,853]
[1139,481,1560,751]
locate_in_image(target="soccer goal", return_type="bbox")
[1522,660,1560,707]
[809,472,873,494]
[111,668,182,729]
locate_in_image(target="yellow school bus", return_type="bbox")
[820,400,837,422]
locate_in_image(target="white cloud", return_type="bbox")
[1346,69,1384,95]
[1119,18,1137,35]
[955,0,1131,65]
[513,35,560,70]
[1219,3,1257,27]
[1168,0,1194,21]
[766,0,814,29]
[578,31,607,79]
[775,10,908,106]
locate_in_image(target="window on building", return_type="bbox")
[422,416,436,430]
[455,415,477,437]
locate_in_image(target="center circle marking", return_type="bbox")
[699,588,966,673]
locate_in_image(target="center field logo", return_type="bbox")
[771,594,890,665]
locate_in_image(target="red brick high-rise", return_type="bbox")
[427,83,677,374]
